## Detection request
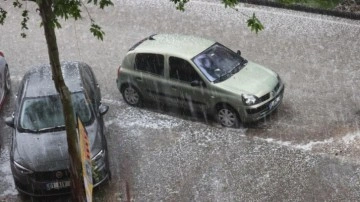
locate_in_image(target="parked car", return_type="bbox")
[116,34,284,128]
[0,50,11,108]
[5,61,110,196]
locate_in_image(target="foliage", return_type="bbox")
[0,0,113,39]
[170,0,264,33]
[1,0,265,36]
[247,13,264,34]
[0,8,7,25]
[276,0,341,9]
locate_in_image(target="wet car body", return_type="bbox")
[5,61,110,196]
[117,34,284,128]
[0,51,11,109]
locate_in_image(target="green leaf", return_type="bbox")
[247,13,264,34]
[13,0,22,8]
[99,0,114,9]
[0,8,7,25]
[90,23,105,41]
[222,0,238,8]
[21,10,29,31]
[169,0,190,11]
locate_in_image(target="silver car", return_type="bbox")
[0,50,11,108]
[116,34,284,128]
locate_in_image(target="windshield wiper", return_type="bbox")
[242,59,247,65]
[214,71,233,82]
[37,125,65,132]
[214,62,245,83]
[231,63,242,74]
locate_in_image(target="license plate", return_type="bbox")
[46,181,71,190]
[269,96,281,110]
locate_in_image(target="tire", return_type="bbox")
[121,85,142,107]
[4,66,11,93]
[216,105,240,128]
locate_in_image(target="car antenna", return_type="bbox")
[149,34,157,40]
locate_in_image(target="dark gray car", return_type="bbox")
[5,61,110,196]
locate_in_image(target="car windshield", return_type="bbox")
[192,43,247,82]
[19,92,92,132]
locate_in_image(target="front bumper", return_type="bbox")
[12,163,110,197]
[241,85,285,123]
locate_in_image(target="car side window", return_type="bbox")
[135,53,164,76]
[80,67,97,105]
[17,78,27,106]
[169,57,201,83]
[84,65,98,85]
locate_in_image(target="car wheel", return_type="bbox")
[5,66,11,93]
[216,105,240,128]
[122,85,142,106]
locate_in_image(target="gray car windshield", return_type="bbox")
[19,92,92,132]
[193,43,246,82]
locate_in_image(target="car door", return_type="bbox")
[168,56,209,111]
[133,53,167,103]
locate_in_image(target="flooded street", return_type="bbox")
[0,0,359,201]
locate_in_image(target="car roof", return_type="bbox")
[23,61,86,98]
[132,34,215,59]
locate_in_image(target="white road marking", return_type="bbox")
[102,97,360,152]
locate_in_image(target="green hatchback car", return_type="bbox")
[116,34,284,127]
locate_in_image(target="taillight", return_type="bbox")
[117,65,121,77]
[0,51,4,57]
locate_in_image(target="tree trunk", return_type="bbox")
[38,1,85,201]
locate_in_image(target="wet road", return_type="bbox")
[1,0,360,201]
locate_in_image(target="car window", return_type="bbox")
[81,68,96,104]
[135,53,164,76]
[19,92,93,131]
[0,72,2,89]
[193,43,244,82]
[169,57,201,83]
[16,78,27,107]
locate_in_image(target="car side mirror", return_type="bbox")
[237,50,241,56]
[5,116,15,128]
[190,80,206,87]
[99,104,109,116]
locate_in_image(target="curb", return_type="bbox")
[239,0,360,20]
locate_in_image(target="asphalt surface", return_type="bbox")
[0,0,360,201]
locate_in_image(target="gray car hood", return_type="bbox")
[13,121,102,172]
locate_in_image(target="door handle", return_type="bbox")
[135,77,142,81]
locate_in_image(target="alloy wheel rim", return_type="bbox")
[125,87,139,105]
[218,109,236,127]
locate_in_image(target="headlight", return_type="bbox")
[13,161,33,175]
[242,94,258,106]
[92,150,106,170]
